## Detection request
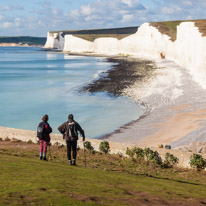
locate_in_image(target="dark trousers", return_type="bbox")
[66,140,77,160]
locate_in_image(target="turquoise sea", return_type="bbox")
[0,47,145,138]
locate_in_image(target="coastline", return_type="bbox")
[74,52,206,151]
[101,58,206,150]
[2,47,206,152]
[0,43,44,47]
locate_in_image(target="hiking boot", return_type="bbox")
[43,157,48,161]
[40,156,43,160]
[72,159,76,166]
[68,160,72,165]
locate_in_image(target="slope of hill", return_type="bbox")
[0,140,206,205]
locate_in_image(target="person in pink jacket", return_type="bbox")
[37,114,52,160]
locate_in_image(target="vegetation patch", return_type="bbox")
[0,141,206,205]
[50,26,138,42]
[150,19,206,41]
[0,36,47,45]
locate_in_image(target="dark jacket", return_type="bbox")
[58,121,85,141]
[38,121,52,143]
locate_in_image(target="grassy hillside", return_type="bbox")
[0,140,206,205]
[150,19,206,41]
[0,36,47,45]
[51,27,138,42]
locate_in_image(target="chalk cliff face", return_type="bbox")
[44,22,206,88]
[44,32,64,50]
[63,35,93,52]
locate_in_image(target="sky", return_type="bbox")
[0,0,206,37]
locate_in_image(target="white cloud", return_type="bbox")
[122,0,134,7]
[81,5,92,16]
[122,14,134,23]
[161,6,182,15]
[1,0,206,36]
[2,22,12,28]
[0,5,23,12]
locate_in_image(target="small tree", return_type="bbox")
[126,147,144,158]
[83,141,94,152]
[190,154,206,170]
[133,147,144,158]
[144,148,162,166]
[99,140,110,154]
[126,147,135,157]
[162,152,179,168]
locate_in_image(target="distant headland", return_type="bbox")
[0,36,46,47]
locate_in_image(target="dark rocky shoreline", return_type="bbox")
[81,57,158,97]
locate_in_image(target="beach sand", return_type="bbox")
[85,57,206,149]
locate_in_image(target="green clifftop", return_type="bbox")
[150,19,206,41]
[50,26,139,42]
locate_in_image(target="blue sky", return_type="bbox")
[0,0,205,37]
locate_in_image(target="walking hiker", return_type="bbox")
[37,114,52,161]
[58,114,85,166]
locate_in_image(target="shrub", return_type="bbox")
[54,142,60,146]
[27,140,33,144]
[117,152,123,158]
[126,147,144,159]
[99,140,110,154]
[162,153,179,168]
[190,154,206,170]
[133,147,144,158]
[144,148,162,166]
[83,141,94,152]
[126,147,135,157]
[5,137,10,141]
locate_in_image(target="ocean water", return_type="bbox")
[0,47,145,138]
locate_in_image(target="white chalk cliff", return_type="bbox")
[44,22,206,88]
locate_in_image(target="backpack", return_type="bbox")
[67,122,78,141]
[37,122,45,139]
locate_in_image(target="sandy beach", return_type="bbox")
[84,56,206,151]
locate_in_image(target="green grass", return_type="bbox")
[50,27,138,42]
[0,141,206,205]
[0,36,47,45]
[150,19,206,41]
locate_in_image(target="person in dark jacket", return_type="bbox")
[37,114,52,160]
[58,114,85,165]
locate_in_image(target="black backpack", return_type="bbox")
[67,122,78,141]
[37,122,46,139]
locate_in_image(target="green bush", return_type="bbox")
[126,147,135,157]
[27,140,33,144]
[83,141,94,152]
[99,141,110,154]
[126,147,144,158]
[133,147,144,158]
[190,154,206,170]
[144,148,162,166]
[54,142,60,146]
[162,152,179,168]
